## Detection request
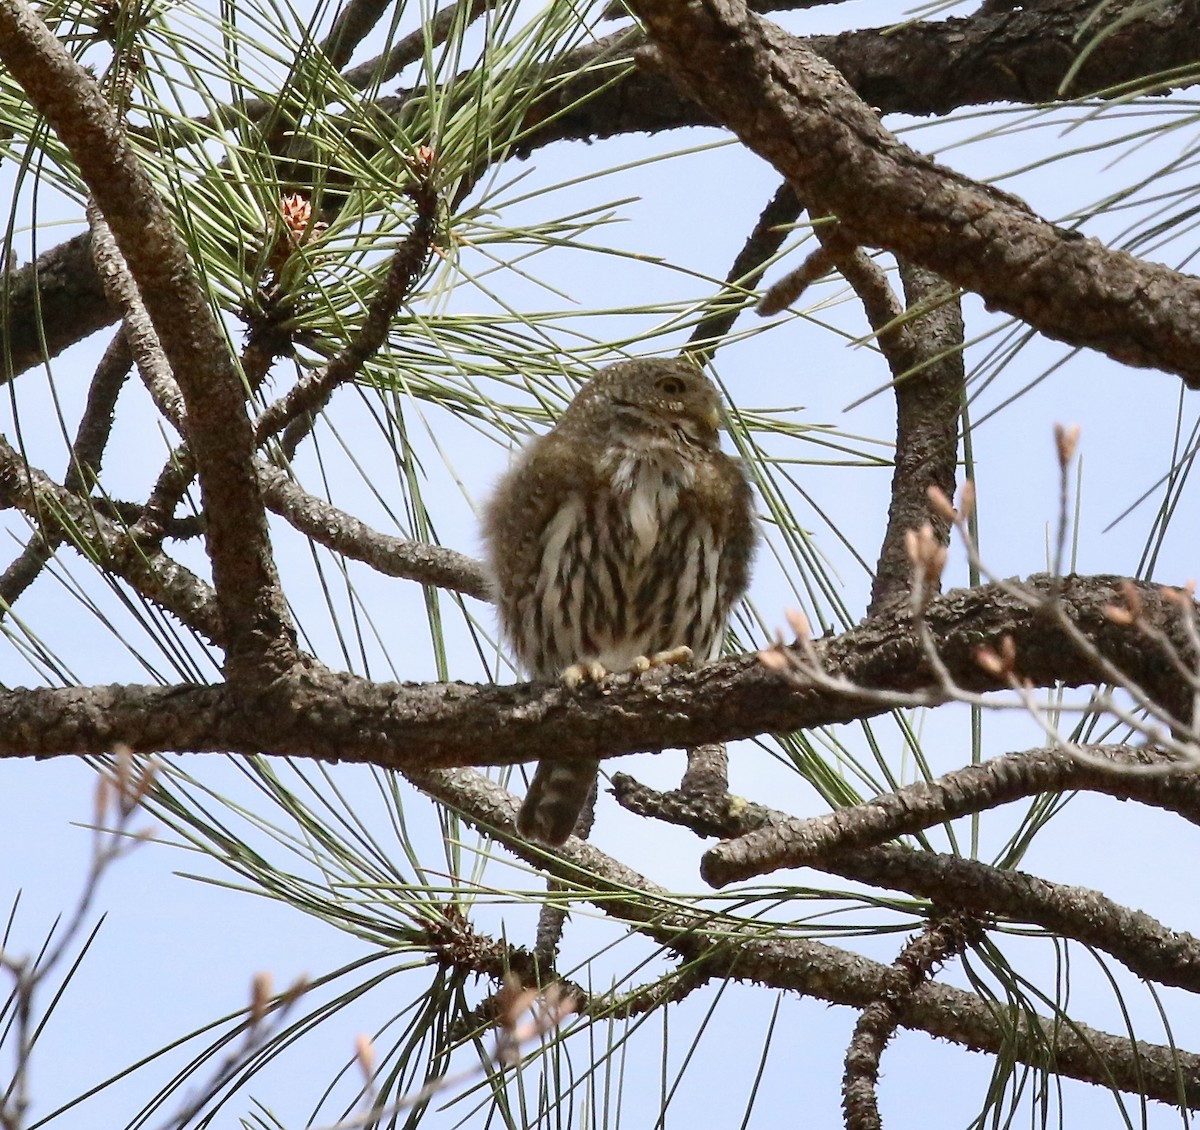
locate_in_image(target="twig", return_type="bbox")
[763,466,1200,771]
[137,168,440,547]
[272,168,440,460]
[308,974,575,1130]
[868,263,964,615]
[685,180,801,363]
[256,461,490,600]
[929,472,1200,755]
[1,749,156,1130]
[843,914,977,1130]
[0,330,131,615]
[156,972,307,1130]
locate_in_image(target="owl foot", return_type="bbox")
[561,647,692,689]
[628,645,693,674]
[561,660,608,689]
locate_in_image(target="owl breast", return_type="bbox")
[521,449,723,677]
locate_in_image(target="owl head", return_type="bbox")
[560,357,724,451]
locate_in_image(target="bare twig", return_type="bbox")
[868,264,964,615]
[156,971,308,1130]
[308,974,575,1130]
[0,330,131,614]
[761,457,1200,777]
[1,749,156,1130]
[843,913,977,1130]
[685,180,802,363]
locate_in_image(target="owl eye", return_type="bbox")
[656,376,688,395]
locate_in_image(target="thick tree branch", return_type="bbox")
[819,0,1200,114]
[629,0,1200,386]
[6,0,1198,380]
[529,0,1200,147]
[0,575,1189,767]
[817,843,1200,995]
[708,744,1200,870]
[0,233,113,379]
[0,0,293,679]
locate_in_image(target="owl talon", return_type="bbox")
[636,645,693,672]
[562,660,608,688]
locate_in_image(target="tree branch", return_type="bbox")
[843,914,977,1130]
[86,204,186,433]
[815,842,1200,995]
[629,0,1200,386]
[0,0,294,679]
[613,757,1200,995]
[0,232,113,380]
[527,0,1200,148]
[413,765,1200,1110]
[708,744,1200,872]
[685,180,802,361]
[868,264,964,615]
[0,433,223,643]
[257,461,490,600]
[0,575,1189,767]
[0,330,131,612]
[6,0,1199,380]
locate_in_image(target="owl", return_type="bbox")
[483,357,756,845]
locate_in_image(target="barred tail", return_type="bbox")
[516,758,600,845]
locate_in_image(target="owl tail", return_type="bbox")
[516,758,600,846]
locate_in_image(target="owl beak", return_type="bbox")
[707,406,721,429]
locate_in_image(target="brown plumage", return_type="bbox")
[483,357,756,845]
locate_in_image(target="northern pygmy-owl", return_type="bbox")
[483,357,756,845]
